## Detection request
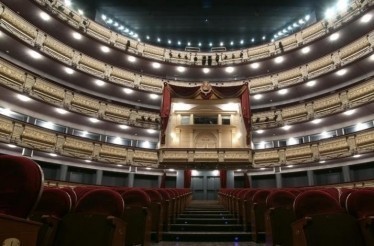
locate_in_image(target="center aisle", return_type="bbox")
[160,200,255,244]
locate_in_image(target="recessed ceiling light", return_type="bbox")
[198,42,202,46]
[260,167,266,170]
[100,46,110,53]
[177,41,181,45]
[250,63,260,69]
[78,9,84,15]
[177,66,186,72]
[336,69,347,76]
[149,94,159,99]
[168,40,172,44]
[225,67,234,73]
[274,56,284,63]
[55,108,68,114]
[127,56,136,62]
[253,94,262,100]
[95,80,105,86]
[278,89,288,95]
[370,54,374,61]
[40,12,51,21]
[256,129,264,134]
[64,67,74,74]
[282,125,292,130]
[209,42,213,46]
[152,62,161,69]
[287,165,294,168]
[230,41,234,45]
[343,109,355,116]
[17,94,31,102]
[329,33,340,41]
[220,42,224,46]
[301,47,310,54]
[306,80,316,87]
[319,160,326,163]
[312,119,322,124]
[7,144,17,148]
[72,32,82,40]
[240,40,244,44]
[145,167,152,170]
[117,164,123,167]
[28,50,42,59]
[353,154,361,158]
[169,168,176,172]
[89,118,99,123]
[147,129,157,134]
[85,160,92,163]
[360,13,372,23]
[202,68,210,74]
[123,88,133,94]
[64,0,72,6]
[49,153,57,157]
[119,125,129,129]
[187,42,191,46]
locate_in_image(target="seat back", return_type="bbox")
[121,189,152,246]
[144,189,164,242]
[293,190,364,246]
[251,190,271,242]
[265,190,296,246]
[60,187,77,209]
[76,189,124,217]
[32,188,71,219]
[0,155,44,218]
[54,189,125,246]
[293,190,343,219]
[346,189,374,218]
[266,190,295,209]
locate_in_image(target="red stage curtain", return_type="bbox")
[184,169,192,188]
[240,84,251,145]
[220,170,227,189]
[160,172,166,188]
[160,83,171,144]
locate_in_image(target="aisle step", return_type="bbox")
[170,223,243,232]
[162,231,253,242]
[175,217,238,224]
[178,213,234,218]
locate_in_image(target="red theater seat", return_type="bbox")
[156,189,172,231]
[346,189,374,246]
[0,155,44,246]
[60,187,77,208]
[30,188,71,246]
[292,190,364,246]
[121,189,152,246]
[53,189,125,246]
[251,190,271,242]
[265,190,296,246]
[144,189,164,242]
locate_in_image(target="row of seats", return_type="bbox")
[219,186,374,246]
[0,155,192,246]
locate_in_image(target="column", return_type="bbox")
[128,172,135,187]
[307,170,314,186]
[95,169,103,185]
[218,114,222,125]
[59,165,68,181]
[275,173,282,188]
[248,175,253,188]
[342,166,351,183]
[226,170,235,188]
[158,175,163,188]
[176,170,184,188]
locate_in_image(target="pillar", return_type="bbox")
[95,169,103,185]
[128,172,135,187]
[275,173,282,188]
[342,166,351,183]
[226,170,235,188]
[59,165,68,181]
[176,170,184,188]
[307,170,314,186]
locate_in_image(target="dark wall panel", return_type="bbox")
[314,168,342,185]
[134,173,159,188]
[102,171,128,186]
[252,175,276,188]
[282,171,308,188]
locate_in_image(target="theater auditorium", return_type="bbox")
[0,0,373,245]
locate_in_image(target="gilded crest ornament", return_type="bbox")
[200,81,212,95]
